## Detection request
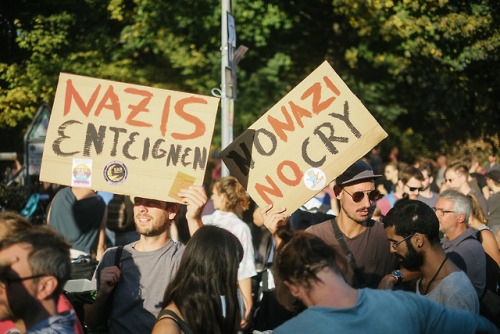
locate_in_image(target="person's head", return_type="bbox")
[485,170,500,191]
[488,153,497,164]
[274,232,343,311]
[162,225,243,333]
[0,213,32,324]
[435,189,470,239]
[397,166,424,200]
[418,162,434,192]
[445,163,469,190]
[212,176,249,217]
[0,212,32,242]
[334,160,381,224]
[437,155,447,168]
[383,200,440,270]
[133,197,178,237]
[0,226,71,323]
[384,162,399,184]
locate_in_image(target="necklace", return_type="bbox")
[422,254,449,295]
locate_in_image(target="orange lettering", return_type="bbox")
[323,76,341,96]
[288,101,312,128]
[267,106,295,142]
[124,88,153,128]
[276,160,303,186]
[160,96,171,137]
[64,79,101,117]
[94,85,121,120]
[171,97,207,140]
[255,175,283,205]
[301,82,336,115]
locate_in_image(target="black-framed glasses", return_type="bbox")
[433,207,455,216]
[391,233,415,250]
[0,274,47,286]
[405,185,423,192]
[342,189,380,203]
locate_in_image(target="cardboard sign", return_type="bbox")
[221,61,387,214]
[40,73,219,203]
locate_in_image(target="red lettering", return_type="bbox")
[255,175,283,205]
[288,101,312,128]
[94,85,121,120]
[301,82,336,115]
[171,97,207,140]
[323,76,341,96]
[64,79,101,117]
[276,160,303,186]
[160,95,171,137]
[124,88,153,128]
[267,106,295,142]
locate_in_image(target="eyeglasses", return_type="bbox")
[342,189,380,203]
[391,233,415,250]
[405,185,423,192]
[0,274,47,286]
[433,207,455,216]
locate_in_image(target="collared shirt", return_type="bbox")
[26,310,76,334]
[441,228,486,295]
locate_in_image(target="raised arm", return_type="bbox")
[178,186,207,236]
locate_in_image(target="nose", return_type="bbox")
[389,245,397,254]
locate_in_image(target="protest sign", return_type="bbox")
[40,73,219,203]
[221,61,387,214]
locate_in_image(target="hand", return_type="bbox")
[261,204,287,236]
[377,274,397,290]
[0,256,18,275]
[178,185,207,223]
[99,266,121,296]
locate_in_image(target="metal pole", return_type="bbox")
[220,0,231,177]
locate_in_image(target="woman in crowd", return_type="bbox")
[152,225,243,334]
[202,176,257,327]
[467,193,500,267]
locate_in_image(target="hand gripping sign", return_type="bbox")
[221,61,387,215]
[40,73,219,203]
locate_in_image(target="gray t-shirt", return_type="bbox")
[416,271,479,313]
[94,239,184,334]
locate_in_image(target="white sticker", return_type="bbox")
[303,168,326,191]
[72,159,92,187]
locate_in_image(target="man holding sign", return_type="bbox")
[305,160,396,288]
[84,186,206,334]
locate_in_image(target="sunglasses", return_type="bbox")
[405,185,423,192]
[342,189,380,203]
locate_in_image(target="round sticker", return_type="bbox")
[103,161,128,185]
[73,164,91,182]
[303,168,327,191]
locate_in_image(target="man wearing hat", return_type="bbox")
[305,160,396,288]
[486,170,500,240]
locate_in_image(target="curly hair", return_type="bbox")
[213,176,249,217]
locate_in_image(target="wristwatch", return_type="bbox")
[391,270,403,284]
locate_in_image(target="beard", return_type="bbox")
[397,242,424,271]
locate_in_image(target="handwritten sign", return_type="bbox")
[40,73,219,203]
[221,61,387,214]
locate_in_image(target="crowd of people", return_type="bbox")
[0,148,500,333]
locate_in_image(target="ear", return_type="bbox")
[429,176,434,184]
[283,281,302,299]
[413,233,425,248]
[457,213,466,224]
[36,276,58,301]
[167,203,179,220]
[397,180,404,190]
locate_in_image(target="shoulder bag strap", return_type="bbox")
[114,246,124,267]
[330,219,366,286]
[157,309,193,334]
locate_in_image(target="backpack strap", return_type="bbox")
[330,219,366,287]
[114,246,124,267]
[157,309,193,334]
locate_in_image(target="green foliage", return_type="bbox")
[0,0,499,162]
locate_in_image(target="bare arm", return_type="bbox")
[96,207,108,261]
[178,186,207,236]
[480,229,500,268]
[238,277,252,329]
[151,317,182,334]
[378,268,421,290]
[84,266,121,329]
